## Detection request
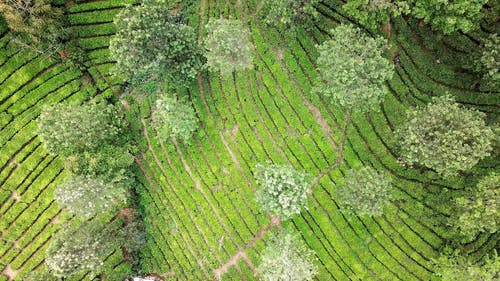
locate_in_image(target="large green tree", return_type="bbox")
[152,95,199,143]
[54,175,128,219]
[454,173,499,240]
[257,232,317,281]
[204,18,253,75]
[262,0,319,30]
[37,102,125,155]
[0,0,66,43]
[411,0,489,34]
[314,24,393,113]
[254,163,311,219]
[396,95,495,177]
[110,0,205,86]
[336,166,393,216]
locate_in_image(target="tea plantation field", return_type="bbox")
[0,0,498,280]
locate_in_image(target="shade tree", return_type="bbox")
[37,102,125,155]
[396,95,495,177]
[0,0,66,43]
[433,248,500,281]
[454,173,499,240]
[257,231,318,281]
[336,166,393,216]
[314,24,394,113]
[54,175,128,219]
[254,163,311,219]
[110,0,204,86]
[411,0,489,34]
[342,0,410,30]
[45,221,115,278]
[204,18,253,75]
[262,0,319,30]
[152,95,199,143]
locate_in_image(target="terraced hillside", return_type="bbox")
[0,0,499,280]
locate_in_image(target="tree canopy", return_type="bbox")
[262,0,319,30]
[37,102,125,155]
[396,95,495,177]
[204,18,253,75]
[254,163,311,219]
[152,95,199,143]
[336,166,393,216]
[110,0,205,86]
[454,173,499,240]
[411,0,488,34]
[257,232,317,281]
[314,24,393,113]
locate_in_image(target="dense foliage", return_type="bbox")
[411,0,488,34]
[204,18,253,75]
[254,163,311,219]
[257,232,318,281]
[262,0,319,30]
[54,175,128,219]
[396,95,495,177]
[37,102,125,155]
[110,0,204,86]
[342,0,410,30]
[0,0,65,43]
[454,173,499,240]
[433,249,500,281]
[336,166,393,216]
[314,24,393,113]
[152,95,199,143]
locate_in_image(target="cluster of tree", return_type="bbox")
[36,101,144,278]
[342,0,495,34]
[433,248,499,280]
[0,0,88,70]
[110,0,254,88]
[0,0,66,43]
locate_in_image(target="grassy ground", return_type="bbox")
[0,0,498,280]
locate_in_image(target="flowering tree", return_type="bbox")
[254,163,311,219]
